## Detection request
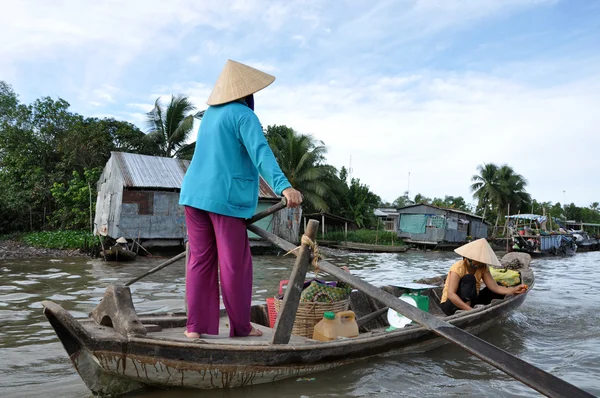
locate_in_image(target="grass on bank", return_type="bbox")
[1,230,95,250]
[322,229,405,246]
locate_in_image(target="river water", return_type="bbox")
[0,250,598,397]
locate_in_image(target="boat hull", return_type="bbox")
[43,282,530,396]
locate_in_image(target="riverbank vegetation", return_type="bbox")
[1,81,599,252]
[323,230,403,246]
[0,230,94,250]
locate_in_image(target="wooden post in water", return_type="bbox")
[271,219,319,345]
[505,204,510,253]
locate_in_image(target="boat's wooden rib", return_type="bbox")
[42,265,534,396]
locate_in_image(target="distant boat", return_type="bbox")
[330,241,409,253]
[506,214,577,256]
[512,233,577,256]
[101,244,137,262]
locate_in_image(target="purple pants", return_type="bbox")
[184,206,253,337]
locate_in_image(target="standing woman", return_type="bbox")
[179,60,303,338]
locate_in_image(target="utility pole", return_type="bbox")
[349,155,353,181]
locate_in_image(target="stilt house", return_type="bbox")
[93,152,301,247]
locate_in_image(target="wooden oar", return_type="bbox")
[248,224,594,398]
[356,306,389,326]
[124,199,287,286]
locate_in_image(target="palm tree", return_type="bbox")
[495,165,531,215]
[470,163,503,217]
[471,163,530,235]
[413,193,431,205]
[265,125,343,212]
[145,94,196,158]
[392,191,413,208]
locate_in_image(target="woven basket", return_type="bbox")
[273,297,349,338]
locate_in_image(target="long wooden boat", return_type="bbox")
[41,259,533,396]
[101,245,137,262]
[330,241,409,253]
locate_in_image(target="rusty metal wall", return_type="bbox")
[117,192,186,240]
[272,207,303,244]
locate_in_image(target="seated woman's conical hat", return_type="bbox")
[454,238,501,267]
[207,60,275,106]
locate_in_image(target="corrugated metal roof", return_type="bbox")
[113,152,188,189]
[397,203,484,220]
[259,178,277,199]
[111,151,279,199]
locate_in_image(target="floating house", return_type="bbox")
[374,208,400,232]
[396,204,488,246]
[93,152,301,248]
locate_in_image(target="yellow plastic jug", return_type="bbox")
[312,311,359,341]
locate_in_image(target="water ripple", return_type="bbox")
[0,251,598,397]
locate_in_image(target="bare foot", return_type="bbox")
[247,327,263,337]
[184,331,200,339]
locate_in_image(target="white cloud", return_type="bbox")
[256,68,600,206]
[243,61,280,73]
[292,35,308,48]
[4,0,598,207]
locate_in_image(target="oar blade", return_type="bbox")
[437,326,595,398]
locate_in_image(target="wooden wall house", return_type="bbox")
[374,208,400,231]
[396,204,488,246]
[93,152,301,247]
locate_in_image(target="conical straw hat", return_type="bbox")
[454,238,501,267]
[206,60,275,106]
[116,237,127,244]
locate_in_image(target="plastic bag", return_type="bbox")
[489,267,521,287]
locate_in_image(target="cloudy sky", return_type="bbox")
[3,0,599,208]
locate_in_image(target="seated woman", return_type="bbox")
[440,238,528,316]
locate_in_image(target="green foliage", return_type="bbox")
[323,229,403,246]
[470,163,531,226]
[145,94,196,158]
[50,168,102,230]
[339,175,381,228]
[0,232,23,241]
[409,193,472,213]
[393,191,413,208]
[0,80,151,234]
[22,230,94,250]
[265,124,345,212]
[0,81,19,123]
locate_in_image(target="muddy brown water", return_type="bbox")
[1,250,598,397]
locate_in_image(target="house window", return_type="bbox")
[457,219,469,232]
[427,215,446,229]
